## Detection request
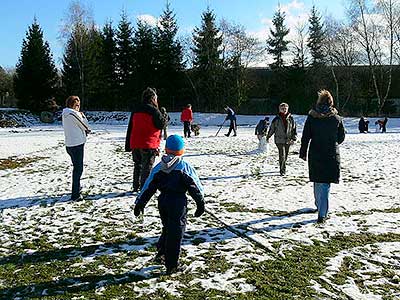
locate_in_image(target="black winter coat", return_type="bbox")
[299,107,345,184]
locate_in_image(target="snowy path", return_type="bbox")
[0,120,399,299]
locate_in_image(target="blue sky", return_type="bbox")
[0,0,345,68]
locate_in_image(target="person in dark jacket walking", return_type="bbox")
[180,104,193,138]
[358,117,366,133]
[160,107,170,140]
[300,90,345,223]
[224,106,237,137]
[358,117,369,133]
[266,103,297,175]
[134,135,205,274]
[125,87,166,192]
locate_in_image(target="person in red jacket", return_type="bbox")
[180,104,193,138]
[125,87,166,192]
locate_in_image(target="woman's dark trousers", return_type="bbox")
[66,144,84,199]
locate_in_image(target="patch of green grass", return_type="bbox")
[114,145,125,153]
[251,167,262,178]
[192,237,207,246]
[17,236,54,253]
[200,250,233,274]
[0,156,47,170]
[239,233,400,300]
[220,202,307,216]
[331,256,363,285]
[0,246,148,299]
[77,200,94,212]
[337,207,400,216]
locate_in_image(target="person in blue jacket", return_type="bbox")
[134,135,205,274]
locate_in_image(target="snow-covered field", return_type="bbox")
[0,113,399,299]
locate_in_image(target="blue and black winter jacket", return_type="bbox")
[135,155,204,209]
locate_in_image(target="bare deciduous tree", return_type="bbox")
[60,0,94,107]
[348,0,396,115]
[220,19,265,68]
[220,19,266,106]
[325,17,361,111]
[180,34,200,107]
[290,21,309,68]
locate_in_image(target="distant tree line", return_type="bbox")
[6,0,400,116]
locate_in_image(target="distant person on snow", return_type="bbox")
[160,107,170,140]
[374,120,380,132]
[224,106,237,137]
[364,118,370,132]
[300,90,345,224]
[358,117,369,133]
[382,117,388,133]
[180,104,193,138]
[134,135,205,275]
[377,117,388,133]
[266,103,297,176]
[255,116,270,151]
[125,87,166,192]
[62,96,91,201]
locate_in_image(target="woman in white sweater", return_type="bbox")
[62,96,91,201]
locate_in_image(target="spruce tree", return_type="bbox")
[101,21,118,110]
[59,1,93,108]
[62,37,82,98]
[267,9,290,69]
[156,2,184,109]
[0,67,13,99]
[308,6,325,66]
[14,19,58,112]
[116,11,134,108]
[61,26,93,108]
[132,20,157,97]
[85,26,105,109]
[192,8,223,111]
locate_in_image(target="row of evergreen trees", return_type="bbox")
[11,3,394,115]
[13,4,234,112]
[61,5,187,111]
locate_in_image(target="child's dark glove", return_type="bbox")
[134,202,145,217]
[194,202,205,217]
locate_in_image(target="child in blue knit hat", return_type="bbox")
[134,134,205,274]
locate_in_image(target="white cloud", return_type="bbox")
[280,0,306,14]
[248,1,310,66]
[136,14,158,27]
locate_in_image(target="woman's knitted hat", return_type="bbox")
[165,135,185,156]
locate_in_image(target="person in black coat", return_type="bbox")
[134,135,205,275]
[358,117,366,133]
[381,117,388,133]
[300,90,345,223]
[358,117,369,133]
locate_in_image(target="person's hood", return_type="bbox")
[309,105,338,119]
[62,107,77,116]
[160,154,182,173]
